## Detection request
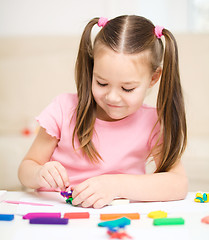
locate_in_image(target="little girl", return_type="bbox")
[18,15,188,208]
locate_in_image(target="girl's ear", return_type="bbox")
[149,67,162,88]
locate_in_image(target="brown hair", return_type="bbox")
[73,15,187,172]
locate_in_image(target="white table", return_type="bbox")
[0,191,209,240]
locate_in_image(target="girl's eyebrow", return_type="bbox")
[121,81,140,85]
[93,73,107,81]
[94,72,140,85]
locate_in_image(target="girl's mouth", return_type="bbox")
[107,104,122,108]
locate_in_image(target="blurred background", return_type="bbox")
[0,0,209,191]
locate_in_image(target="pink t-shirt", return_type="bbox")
[36,93,160,187]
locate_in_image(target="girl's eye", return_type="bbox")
[122,87,135,92]
[97,81,108,87]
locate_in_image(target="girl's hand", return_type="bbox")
[72,175,119,208]
[36,161,70,191]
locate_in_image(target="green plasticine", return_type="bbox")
[66,197,73,204]
[153,217,185,226]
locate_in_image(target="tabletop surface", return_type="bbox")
[0,191,209,240]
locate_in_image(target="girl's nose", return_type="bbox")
[105,89,121,103]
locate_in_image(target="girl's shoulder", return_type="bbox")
[55,92,78,102]
[141,103,156,110]
[140,104,158,115]
[53,92,78,109]
[138,104,158,124]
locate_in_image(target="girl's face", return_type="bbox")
[92,46,159,121]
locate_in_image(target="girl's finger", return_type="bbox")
[65,186,73,192]
[72,181,89,199]
[48,167,65,190]
[81,193,99,208]
[93,198,107,209]
[54,163,70,187]
[40,170,57,189]
[72,185,93,206]
[40,175,53,189]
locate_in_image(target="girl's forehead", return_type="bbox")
[93,46,152,81]
[93,45,152,72]
[94,44,151,64]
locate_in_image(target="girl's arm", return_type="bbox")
[72,159,188,208]
[18,127,70,190]
[117,160,188,201]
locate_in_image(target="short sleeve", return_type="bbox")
[36,95,63,139]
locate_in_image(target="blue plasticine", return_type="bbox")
[98,217,131,228]
[196,197,204,203]
[203,193,207,202]
[0,214,14,221]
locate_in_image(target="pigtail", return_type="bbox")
[155,29,187,172]
[73,17,102,162]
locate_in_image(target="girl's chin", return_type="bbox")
[96,106,127,121]
[104,113,127,122]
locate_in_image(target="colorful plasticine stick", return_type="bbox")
[64,212,90,219]
[100,213,140,220]
[29,217,68,225]
[98,217,131,228]
[0,214,14,221]
[153,217,185,226]
[23,212,61,219]
[147,210,167,219]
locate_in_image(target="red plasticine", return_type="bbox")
[64,212,90,219]
[201,216,209,224]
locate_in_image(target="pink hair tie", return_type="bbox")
[155,26,164,38]
[98,17,108,27]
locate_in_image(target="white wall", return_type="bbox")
[0,0,139,36]
[0,0,193,36]
[138,0,190,32]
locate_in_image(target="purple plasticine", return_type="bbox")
[29,217,68,225]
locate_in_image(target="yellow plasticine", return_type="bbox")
[194,198,201,203]
[196,193,203,198]
[147,211,167,219]
[194,193,209,203]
